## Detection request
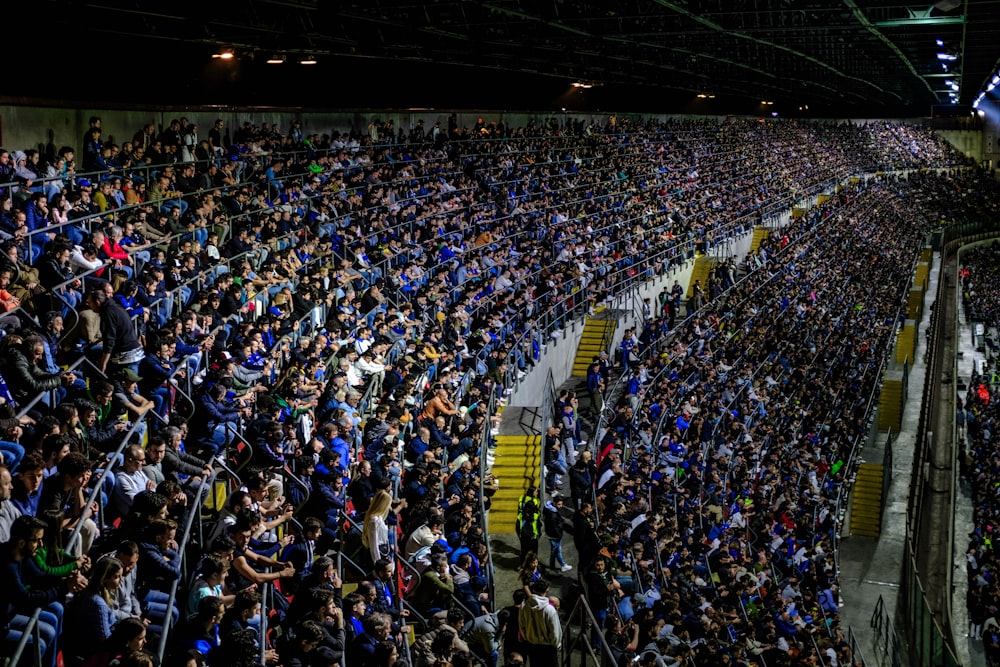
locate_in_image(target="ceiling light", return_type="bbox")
[936,39,945,46]
[213,49,235,60]
[937,52,958,61]
[571,82,593,88]
[299,55,318,65]
[266,55,286,64]
[697,94,707,98]
[992,74,1000,86]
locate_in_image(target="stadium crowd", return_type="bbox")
[959,244,1000,665]
[559,170,994,667]
[0,109,981,667]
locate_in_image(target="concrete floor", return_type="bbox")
[487,248,984,667]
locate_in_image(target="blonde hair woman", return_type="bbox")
[362,489,394,567]
[73,556,124,646]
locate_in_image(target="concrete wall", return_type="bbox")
[937,129,984,161]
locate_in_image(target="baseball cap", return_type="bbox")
[119,368,142,383]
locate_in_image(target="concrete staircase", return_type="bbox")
[487,434,541,533]
[750,227,771,253]
[848,463,885,537]
[571,316,617,377]
[687,255,718,297]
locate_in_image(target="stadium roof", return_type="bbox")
[17,0,1000,116]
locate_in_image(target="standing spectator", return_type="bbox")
[518,578,560,667]
[87,288,144,375]
[517,496,540,561]
[462,609,508,667]
[361,489,393,569]
[542,495,572,572]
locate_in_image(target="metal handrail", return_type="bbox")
[7,606,43,667]
[280,464,311,515]
[259,580,271,666]
[65,416,146,553]
[156,468,220,662]
[558,591,622,667]
[13,353,88,419]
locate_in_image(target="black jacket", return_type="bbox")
[2,347,62,405]
[99,298,142,359]
[542,501,566,540]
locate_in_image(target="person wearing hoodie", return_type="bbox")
[542,495,572,573]
[518,578,561,667]
[462,608,508,667]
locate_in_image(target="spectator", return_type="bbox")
[1,515,84,667]
[38,451,99,555]
[87,288,145,375]
[0,463,20,541]
[70,556,124,649]
[518,578,560,667]
[361,489,394,569]
[112,444,156,521]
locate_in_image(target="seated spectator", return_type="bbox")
[68,556,125,653]
[1,515,85,667]
[11,452,46,516]
[112,444,156,521]
[80,617,148,667]
[408,552,454,615]
[172,595,225,658]
[38,451,99,555]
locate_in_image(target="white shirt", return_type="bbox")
[113,469,151,517]
[70,247,104,273]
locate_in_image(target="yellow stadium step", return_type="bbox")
[849,464,884,537]
[687,255,719,298]
[487,435,541,532]
[750,227,771,253]
[571,317,617,377]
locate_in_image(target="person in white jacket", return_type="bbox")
[518,578,561,666]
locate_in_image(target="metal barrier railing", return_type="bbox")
[66,417,147,554]
[7,607,43,667]
[155,469,220,662]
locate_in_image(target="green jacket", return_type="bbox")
[33,545,78,578]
